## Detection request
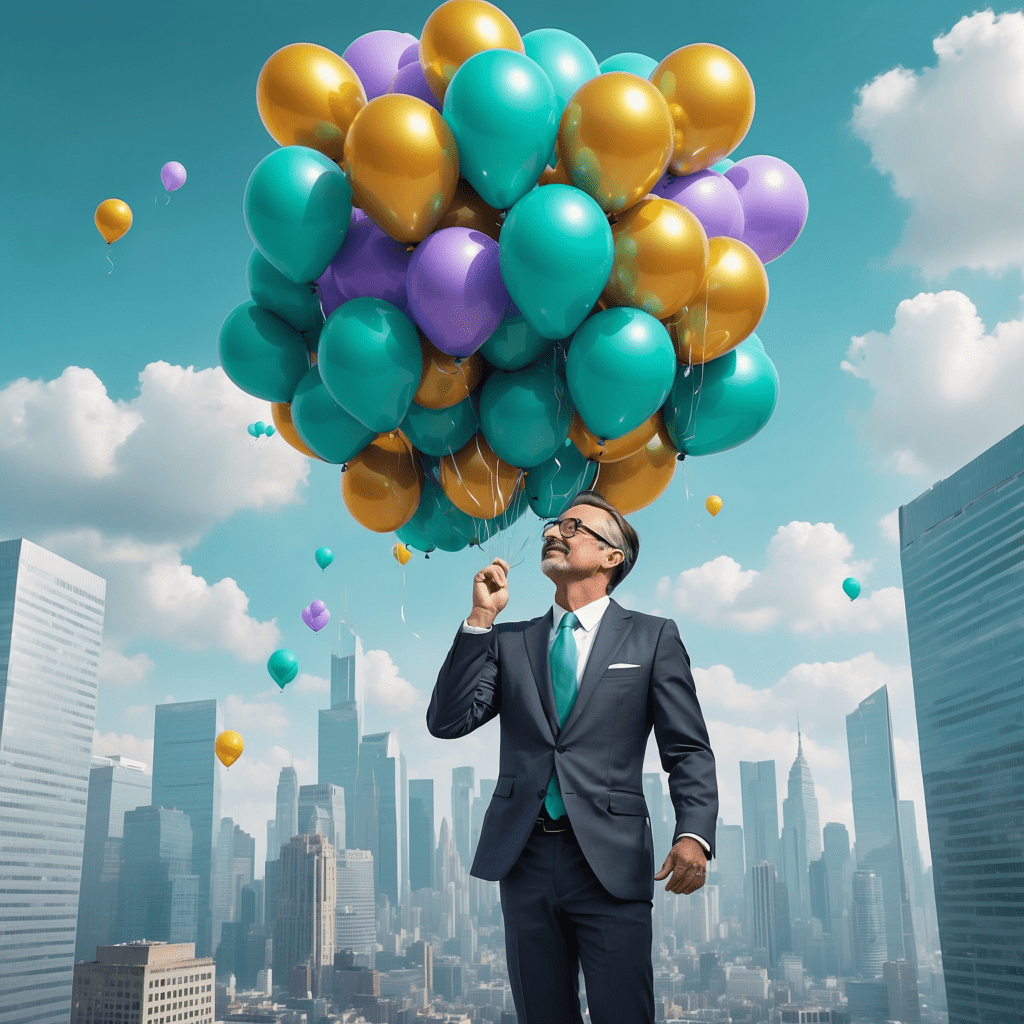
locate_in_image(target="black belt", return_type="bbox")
[533,813,572,835]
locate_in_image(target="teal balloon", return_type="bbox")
[711,158,735,173]
[268,648,299,688]
[396,477,475,553]
[246,249,325,334]
[402,393,480,457]
[290,366,376,464]
[599,52,657,78]
[480,362,574,468]
[499,185,613,339]
[567,307,676,440]
[744,331,764,352]
[247,423,258,437]
[265,424,276,437]
[254,420,266,436]
[663,336,779,456]
[479,307,557,370]
[525,438,597,518]
[474,486,531,543]
[317,298,423,432]
[443,49,558,210]
[244,146,352,284]
[218,301,310,403]
[843,577,862,601]
[314,546,334,570]
[523,29,599,162]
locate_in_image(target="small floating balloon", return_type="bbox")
[268,648,299,688]
[265,424,276,437]
[302,599,331,632]
[314,546,334,570]
[706,495,723,517]
[393,542,413,565]
[95,199,133,244]
[247,424,258,437]
[161,161,187,192]
[254,421,266,436]
[842,577,861,601]
[215,730,244,768]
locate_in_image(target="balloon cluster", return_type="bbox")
[217,0,808,554]
[247,420,276,438]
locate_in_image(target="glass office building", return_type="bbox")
[740,761,781,873]
[152,700,222,956]
[335,848,376,962]
[408,779,435,893]
[355,731,408,906]
[899,425,1024,1024]
[299,783,346,850]
[0,538,105,1024]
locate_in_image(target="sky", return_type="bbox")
[4,0,1024,872]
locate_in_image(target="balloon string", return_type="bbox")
[399,564,420,638]
[106,252,114,275]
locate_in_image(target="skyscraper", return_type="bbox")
[0,538,105,1024]
[275,765,300,851]
[899,425,1024,1024]
[212,818,255,950]
[740,761,781,873]
[846,686,916,967]
[355,731,408,906]
[822,822,855,973]
[750,862,780,966]
[274,834,336,987]
[713,820,745,922]
[152,700,223,957]
[75,755,151,962]
[409,779,435,893]
[782,727,821,919]
[299,783,346,850]
[851,870,887,978]
[335,848,376,962]
[451,766,475,868]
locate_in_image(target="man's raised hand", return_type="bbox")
[468,558,510,628]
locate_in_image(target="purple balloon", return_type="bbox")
[398,42,420,68]
[309,599,326,617]
[343,30,419,100]
[302,603,331,632]
[652,170,744,240]
[390,61,443,113]
[316,216,412,318]
[160,161,187,192]
[407,228,510,358]
[724,155,809,263]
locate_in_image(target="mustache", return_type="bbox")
[543,539,569,556]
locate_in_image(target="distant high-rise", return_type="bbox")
[152,700,222,957]
[299,783,346,850]
[782,726,820,919]
[643,774,673,858]
[212,818,255,950]
[900,426,1024,1024]
[472,778,497,862]
[884,959,921,1023]
[751,862,780,966]
[713,820,745,922]
[115,805,199,944]
[355,731,408,906]
[0,538,105,1024]
[75,755,151,962]
[275,765,299,852]
[451,767,475,868]
[740,761,780,872]
[822,822,855,973]
[898,800,925,911]
[846,686,916,967]
[409,779,436,893]
[852,870,887,978]
[335,848,376,962]
[274,834,336,984]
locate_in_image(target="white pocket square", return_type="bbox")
[608,663,641,670]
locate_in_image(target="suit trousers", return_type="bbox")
[499,822,655,1024]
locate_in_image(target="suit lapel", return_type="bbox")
[523,610,558,739]
[559,600,633,739]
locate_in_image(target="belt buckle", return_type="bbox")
[538,816,565,833]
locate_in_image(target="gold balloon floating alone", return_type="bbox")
[94,199,133,244]
[215,730,245,768]
[393,541,413,565]
[706,494,723,517]
[256,42,366,160]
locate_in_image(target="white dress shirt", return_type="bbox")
[462,597,710,855]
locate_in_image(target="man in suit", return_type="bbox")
[426,490,718,1024]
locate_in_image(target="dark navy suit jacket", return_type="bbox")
[426,600,718,902]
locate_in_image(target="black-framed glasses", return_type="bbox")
[542,517,618,549]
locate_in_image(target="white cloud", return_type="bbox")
[93,729,155,770]
[659,522,905,634]
[843,291,1024,477]
[99,643,155,687]
[294,673,330,695]
[851,11,1024,276]
[363,649,421,713]
[223,694,289,735]
[879,510,900,545]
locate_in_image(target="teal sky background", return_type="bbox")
[4,0,1023,868]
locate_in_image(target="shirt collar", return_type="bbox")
[552,595,610,633]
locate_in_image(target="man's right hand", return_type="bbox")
[467,558,510,628]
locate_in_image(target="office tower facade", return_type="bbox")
[643,773,672,858]
[409,779,436,893]
[846,686,916,966]
[0,539,105,1024]
[780,826,801,923]
[152,700,222,957]
[356,731,408,906]
[299,783,346,850]
[714,820,745,922]
[274,834,336,984]
[451,766,475,868]
[822,823,855,973]
[782,728,821,919]
[76,755,151,962]
[851,870,887,977]
[740,761,781,872]
[336,848,376,961]
[751,862,780,966]
[899,426,1024,1024]
[116,805,199,943]
[275,765,300,851]
[898,800,925,913]
[212,818,255,950]
[71,942,215,1024]
[884,959,921,1023]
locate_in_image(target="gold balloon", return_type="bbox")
[601,197,709,319]
[652,43,755,176]
[705,494,723,517]
[215,730,245,768]
[420,0,524,103]
[436,179,504,242]
[558,73,674,214]
[271,402,321,460]
[94,199,132,244]
[343,94,460,243]
[342,431,423,533]
[256,43,366,160]
[392,542,413,565]
[538,162,572,187]
[569,412,659,463]
[415,334,483,409]
[666,236,768,365]
[440,433,522,518]
[593,417,677,514]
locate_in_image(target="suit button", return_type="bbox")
[536,789,545,798]
[556,745,566,752]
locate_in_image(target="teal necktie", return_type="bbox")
[543,611,580,820]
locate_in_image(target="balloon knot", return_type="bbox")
[598,439,606,446]
[341,463,348,473]
[676,453,686,462]
[454,357,463,365]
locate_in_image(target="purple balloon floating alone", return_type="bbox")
[316,216,413,318]
[302,601,331,632]
[725,155,809,263]
[160,161,187,192]
[407,227,510,358]
[343,29,419,100]
[652,169,744,241]
[390,61,443,113]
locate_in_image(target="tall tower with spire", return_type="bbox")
[782,720,821,919]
